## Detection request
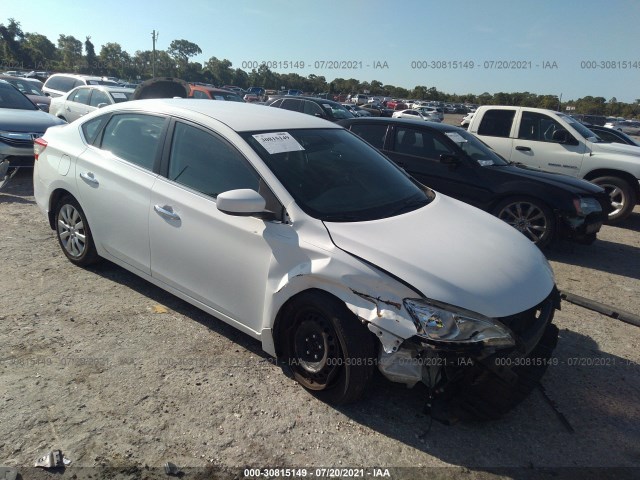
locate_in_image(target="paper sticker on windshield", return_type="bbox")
[445,132,468,144]
[478,160,494,167]
[111,92,127,99]
[252,132,305,154]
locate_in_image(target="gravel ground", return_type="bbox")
[1,164,639,480]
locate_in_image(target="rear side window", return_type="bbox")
[518,112,565,142]
[349,123,387,149]
[100,114,165,170]
[89,90,110,107]
[192,90,209,99]
[167,122,259,197]
[393,127,454,159]
[477,109,515,137]
[281,98,303,112]
[81,116,108,145]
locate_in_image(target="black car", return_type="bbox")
[585,124,640,146]
[266,96,354,122]
[338,117,610,247]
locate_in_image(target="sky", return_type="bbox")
[2,0,639,102]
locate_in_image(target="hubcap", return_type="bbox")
[57,204,86,257]
[498,201,548,243]
[599,183,624,217]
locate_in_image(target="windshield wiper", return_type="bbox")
[321,214,361,222]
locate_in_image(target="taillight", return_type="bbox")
[34,137,48,160]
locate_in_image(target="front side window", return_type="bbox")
[303,101,324,116]
[349,123,387,149]
[167,122,259,197]
[81,115,108,145]
[100,113,165,170]
[393,127,454,159]
[69,88,91,104]
[89,90,110,107]
[0,82,38,110]
[281,98,302,112]
[518,111,568,142]
[477,109,515,137]
[192,90,209,99]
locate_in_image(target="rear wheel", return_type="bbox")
[279,291,375,405]
[54,195,100,266]
[590,176,636,223]
[492,197,556,248]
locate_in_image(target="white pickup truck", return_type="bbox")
[468,106,640,222]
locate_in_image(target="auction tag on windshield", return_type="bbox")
[252,132,305,154]
[111,93,127,99]
[445,132,468,144]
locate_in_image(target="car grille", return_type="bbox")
[497,286,560,354]
[0,133,41,148]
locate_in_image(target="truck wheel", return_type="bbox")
[591,176,636,223]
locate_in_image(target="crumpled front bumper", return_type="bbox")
[378,287,561,423]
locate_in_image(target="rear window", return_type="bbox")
[477,109,515,137]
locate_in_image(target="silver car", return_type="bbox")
[49,85,134,123]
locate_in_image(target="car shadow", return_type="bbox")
[84,261,640,475]
[0,169,36,204]
[546,237,640,281]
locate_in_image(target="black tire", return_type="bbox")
[590,176,636,223]
[492,196,556,248]
[279,291,376,405]
[54,195,100,266]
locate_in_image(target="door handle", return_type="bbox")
[154,204,180,221]
[79,172,99,185]
[515,146,531,151]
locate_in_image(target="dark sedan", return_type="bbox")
[266,96,354,122]
[338,117,610,248]
[585,124,640,147]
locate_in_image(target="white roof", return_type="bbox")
[106,98,341,132]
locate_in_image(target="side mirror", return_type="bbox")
[216,189,267,217]
[97,103,108,109]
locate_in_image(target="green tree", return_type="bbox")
[204,56,233,85]
[98,42,130,78]
[83,36,97,74]
[168,39,202,75]
[57,34,83,71]
[0,18,25,66]
[23,33,57,70]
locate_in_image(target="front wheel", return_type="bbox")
[590,176,636,223]
[279,291,376,405]
[492,197,556,248]
[55,195,100,266]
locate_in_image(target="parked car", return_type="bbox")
[361,103,394,117]
[467,106,640,222]
[266,96,354,121]
[585,124,640,146]
[49,85,134,123]
[392,109,441,123]
[42,73,120,98]
[0,75,51,112]
[338,117,609,247]
[33,98,560,422]
[351,94,370,105]
[604,120,640,136]
[188,85,245,102]
[385,100,409,111]
[0,80,66,190]
[461,112,475,128]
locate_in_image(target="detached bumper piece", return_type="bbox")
[428,289,560,424]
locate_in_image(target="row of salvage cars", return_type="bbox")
[4,78,637,422]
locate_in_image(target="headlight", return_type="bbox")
[573,196,602,216]
[404,299,515,348]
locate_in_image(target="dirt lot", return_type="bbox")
[1,164,639,480]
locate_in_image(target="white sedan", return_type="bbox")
[33,99,559,419]
[49,85,134,123]
[392,108,442,122]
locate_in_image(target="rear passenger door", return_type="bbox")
[65,87,92,122]
[75,112,167,274]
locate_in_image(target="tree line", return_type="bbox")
[1,18,638,117]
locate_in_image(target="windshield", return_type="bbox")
[558,113,600,142]
[444,129,509,166]
[243,128,433,221]
[4,78,45,96]
[0,82,38,110]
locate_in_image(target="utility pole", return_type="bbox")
[151,30,159,77]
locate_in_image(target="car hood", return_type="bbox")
[590,140,640,156]
[0,108,65,132]
[496,163,605,194]
[324,194,554,318]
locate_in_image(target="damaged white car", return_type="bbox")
[34,99,560,422]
